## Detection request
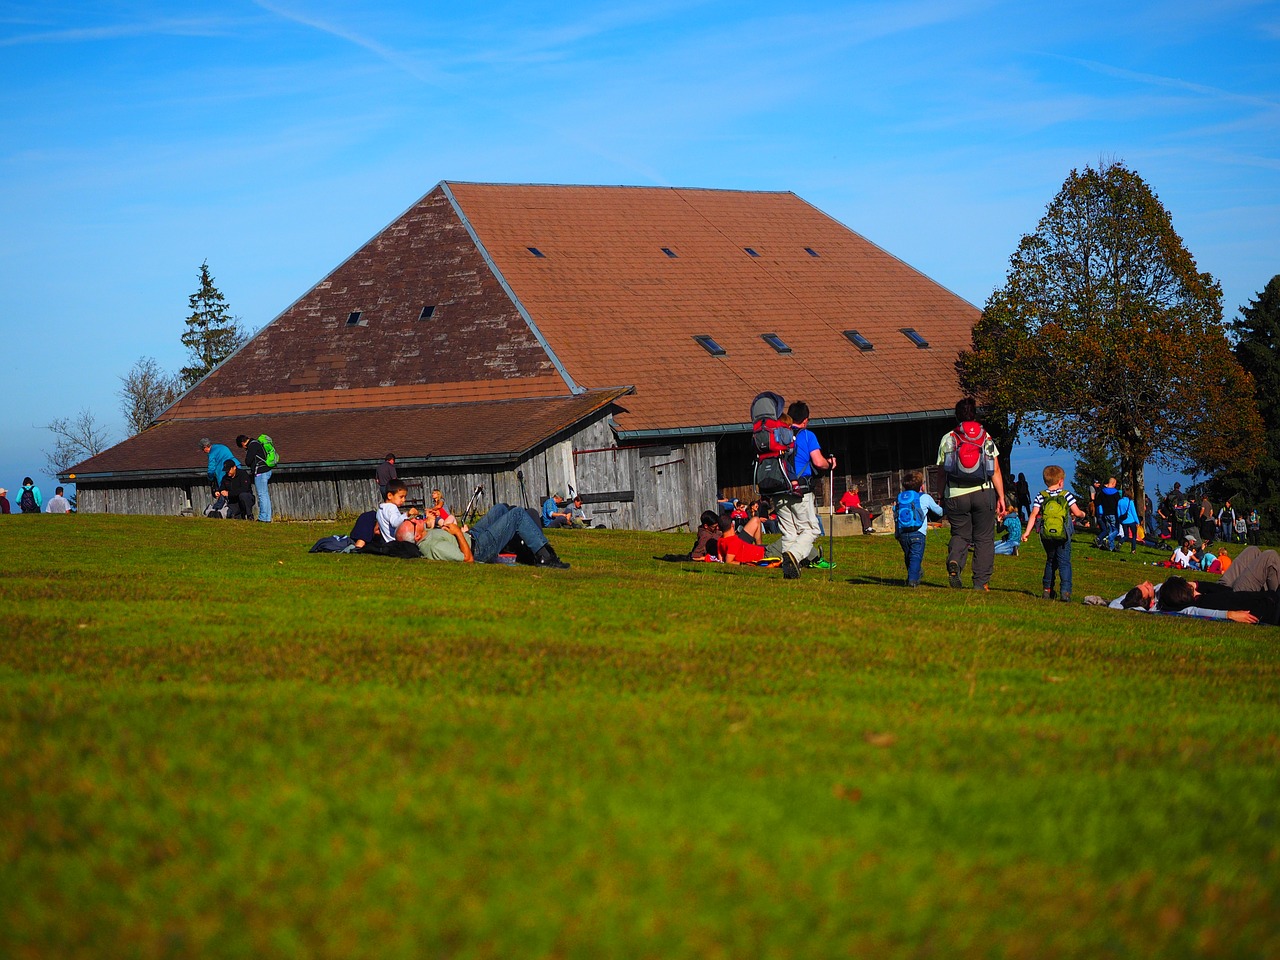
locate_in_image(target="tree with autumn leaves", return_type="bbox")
[958,161,1263,510]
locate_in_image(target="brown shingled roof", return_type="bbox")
[446,182,978,433]
[70,390,629,481]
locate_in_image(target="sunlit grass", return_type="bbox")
[1,515,1277,958]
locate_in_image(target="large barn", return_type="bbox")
[66,182,980,530]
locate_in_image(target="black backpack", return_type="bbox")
[18,488,37,513]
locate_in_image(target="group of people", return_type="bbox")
[342,480,570,569]
[0,479,72,514]
[540,493,597,529]
[200,436,273,522]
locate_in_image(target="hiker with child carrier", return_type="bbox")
[750,392,835,580]
[936,398,1006,591]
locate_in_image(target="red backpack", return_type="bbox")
[944,421,995,482]
[750,391,796,496]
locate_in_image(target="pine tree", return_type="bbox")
[1229,275,1280,532]
[180,261,246,386]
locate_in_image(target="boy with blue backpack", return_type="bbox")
[894,471,943,587]
[1021,464,1088,602]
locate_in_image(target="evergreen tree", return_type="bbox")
[180,261,247,386]
[958,161,1264,510]
[1228,275,1280,532]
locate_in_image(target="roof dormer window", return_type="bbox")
[693,335,725,356]
[346,311,363,326]
[527,247,545,258]
[844,330,873,351]
[901,328,929,348]
[761,333,791,354]
[661,247,678,258]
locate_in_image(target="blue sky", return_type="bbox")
[2,0,1277,504]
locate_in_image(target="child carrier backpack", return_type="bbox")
[895,489,925,535]
[943,421,996,483]
[258,434,280,468]
[1040,491,1070,541]
[750,391,796,497]
[1172,497,1191,523]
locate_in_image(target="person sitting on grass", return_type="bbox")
[716,516,767,566]
[405,503,569,568]
[541,493,573,529]
[993,504,1022,556]
[377,481,420,543]
[1170,536,1200,570]
[689,511,721,561]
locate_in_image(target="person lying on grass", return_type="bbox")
[716,515,767,565]
[398,502,569,569]
[1108,580,1258,623]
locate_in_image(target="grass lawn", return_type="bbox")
[1,515,1276,959]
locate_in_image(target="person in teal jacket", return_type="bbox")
[17,478,42,513]
[199,438,240,493]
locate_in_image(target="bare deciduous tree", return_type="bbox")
[119,356,181,436]
[44,408,112,477]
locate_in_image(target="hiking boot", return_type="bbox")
[1042,588,1053,600]
[781,551,801,580]
[975,584,989,592]
[534,545,570,570]
[1060,592,1072,603]
[947,560,963,589]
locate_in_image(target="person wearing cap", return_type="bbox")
[541,492,572,528]
[1170,535,1201,570]
[199,438,240,495]
[217,459,255,520]
[0,487,9,514]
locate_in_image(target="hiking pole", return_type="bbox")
[828,468,835,581]
[460,484,484,526]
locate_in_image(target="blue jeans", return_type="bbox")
[254,470,273,522]
[898,530,926,584]
[470,504,549,563]
[1042,537,1072,595]
[1103,515,1119,551]
[993,538,1018,555]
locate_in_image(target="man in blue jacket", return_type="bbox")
[199,438,240,495]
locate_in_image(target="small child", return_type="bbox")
[377,481,420,543]
[894,470,943,587]
[1022,464,1087,602]
[431,489,455,525]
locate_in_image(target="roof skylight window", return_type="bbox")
[419,305,436,320]
[527,246,545,258]
[761,333,791,354]
[901,328,929,348]
[661,247,679,258]
[745,247,760,257]
[805,247,820,257]
[693,335,726,356]
[346,311,363,326]
[843,330,873,351]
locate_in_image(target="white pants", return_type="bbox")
[776,492,819,560]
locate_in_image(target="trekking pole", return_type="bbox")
[461,484,484,526]
[828,468,835,581]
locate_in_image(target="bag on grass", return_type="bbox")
[203,497,229,520]
[1040,491,1070,541]
[309,535,352,553]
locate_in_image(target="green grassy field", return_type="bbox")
[1,515,1276,959]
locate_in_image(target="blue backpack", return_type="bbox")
[895,490,925,535]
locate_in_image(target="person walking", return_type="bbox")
[776,400,836,579]
[937,398,1006,591]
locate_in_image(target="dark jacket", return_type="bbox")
[243,438,268,476]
